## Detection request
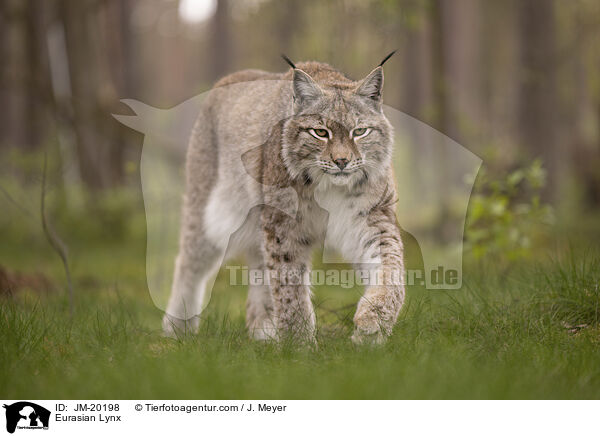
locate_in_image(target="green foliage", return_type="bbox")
[0,148,145,252]
[465,160,554,261]
[53,187,145,244]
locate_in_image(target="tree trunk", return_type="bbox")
[210,0,232,82]
[401,1,432,123]
[59,0,124,189]
[517,0,559,199]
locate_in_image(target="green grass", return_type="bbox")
[1,245,599,399]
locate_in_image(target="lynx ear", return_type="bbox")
[293,69,322,105]
[355,67,384,102]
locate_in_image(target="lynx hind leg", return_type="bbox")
[163,110,222,338]
[162,232,222,338]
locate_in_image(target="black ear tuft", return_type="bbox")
[281,54,296,69]
[379,50,397,67]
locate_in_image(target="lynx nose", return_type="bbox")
[333,158,349,170]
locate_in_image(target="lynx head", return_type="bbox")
[281,53,395,189]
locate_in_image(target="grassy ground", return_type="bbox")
[1,184,599,399]
[1,244,599,398]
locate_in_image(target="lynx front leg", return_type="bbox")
[261,206,316,344]
[352,206,405,345]
[245,248,276,340]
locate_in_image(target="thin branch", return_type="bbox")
[41,153,73,317]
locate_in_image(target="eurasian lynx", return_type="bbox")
[163,54,405,344]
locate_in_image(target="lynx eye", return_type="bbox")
[352,127,370,138]
[309,128,329,139]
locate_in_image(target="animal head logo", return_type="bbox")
[3,402,50,433]
[114,75,481,319]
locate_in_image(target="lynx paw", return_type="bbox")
[351,303,390,345]
[162,314,199,338]
[248,317,277,341]
[351,321,386,345]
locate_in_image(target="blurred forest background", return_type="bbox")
[3,0,600,400]
[1,0,599,275]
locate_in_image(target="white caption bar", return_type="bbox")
[1,400,597,436]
